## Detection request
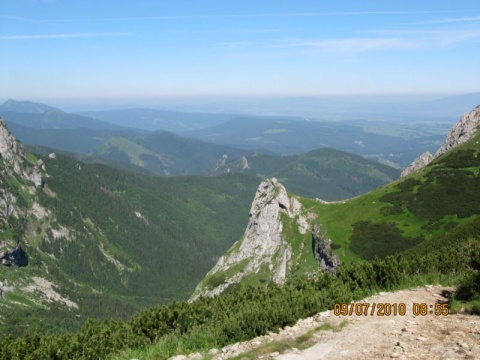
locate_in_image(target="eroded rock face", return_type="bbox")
[0,117,43,187]
[435,105,480,157]
[0,118,47,223]
[400,104,480,177]
[0,118,22,175]
[312,225,340,275]
[192,178,312,299]
[400,151,433,178]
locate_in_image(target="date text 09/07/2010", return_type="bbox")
[333,303,449,317]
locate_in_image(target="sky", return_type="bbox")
[1,0,480,101]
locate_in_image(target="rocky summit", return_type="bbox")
[401,104,480,177]
[192,177,339,299]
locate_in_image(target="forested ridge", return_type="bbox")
[0,151,260,337]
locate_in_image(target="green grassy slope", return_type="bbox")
[303,131,480,264]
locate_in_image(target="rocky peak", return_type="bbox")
[435,104,480,157]
[401,104,480,177]
[192,178,312,299]
[400,151,433,178]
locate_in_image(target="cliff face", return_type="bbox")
[435,105,480,157]
[311,224,340,275]
[0,118,45,223]
[401,104,480,177]
[192,178,305,298]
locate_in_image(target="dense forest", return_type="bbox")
[0,151,261,337]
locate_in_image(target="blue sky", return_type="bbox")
[1,0,479,100]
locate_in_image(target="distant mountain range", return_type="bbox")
[1,97,465,174]
[76,108,239,132]
[182,116,447,167]
[0,99,123,131]
[125,92,480,121]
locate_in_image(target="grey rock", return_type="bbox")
[400,151,433,178]
[400,104,480,176]
[222,342,240,353]
[208,348,220,355]
[0,117,45,223]
[436,105,480,157]
[312,224,340,275]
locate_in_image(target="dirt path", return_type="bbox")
[200,286,480,360]
[276,285,480,360]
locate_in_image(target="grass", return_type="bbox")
[279,212,319,275]
[25,152,38,165]
[449,299,480,315]
[98,136,166,168]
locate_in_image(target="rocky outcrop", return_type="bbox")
[0,118,47,223]
[435,104,480,157]
[311,225,340,275]
[0,117,43,187]
[192,178,313,299]
[0,117,23,175]
[400,151,433,178]
[211,154,250,174]
[0,191,16,219]
[401,104,480,177]
[239,156,250,170]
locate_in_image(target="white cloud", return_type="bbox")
[420,15,480,24]
[370,28,480,46]
[269,37,418,53]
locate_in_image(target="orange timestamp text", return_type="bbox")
[333,302,449,316]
